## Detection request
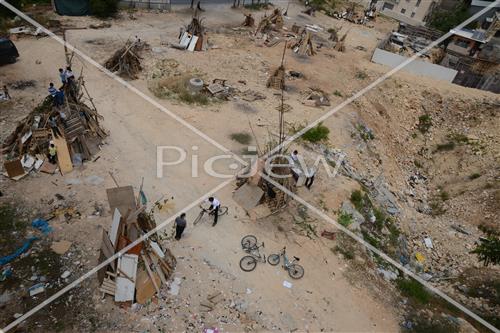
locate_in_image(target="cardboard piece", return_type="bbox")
[52,135,73,174]
[39,160,58,174]
[51,240,72,254]
[109,209,122,247]
[233,183,265,212]
[106,186,136,216]
[115,254,138,302]
[4,159,25,178]
[135,268,161,304]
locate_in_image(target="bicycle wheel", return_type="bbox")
[288,264,304,279]
[267,254,280,266]
[241,235,258,250]
[218,206,229,215]
[193,211,204,225]
[239,256,257,272]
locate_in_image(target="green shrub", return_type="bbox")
[417,114,432,133]
[436,142,455,152]
[90,0,119,18]
[397,278,431,304]
[338,212,353,227]
[350,190,364,211]
[302,123,330,143]
[469,173,481,180]
[230,132,252,145]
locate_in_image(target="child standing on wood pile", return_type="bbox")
[48,115,62,138]
[48,143,57,164]
[174,213,187,240]
[2,85,10,100]
[48,83,64,108]
[64,66,77,101]
[58,68,67,88]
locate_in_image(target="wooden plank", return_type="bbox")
[115,254,138,302]
[52,135,73,174]
[109,209,122,248]
[233,183,264,212]
[148,252,167,286]
[4,159,25,178]
[101,230,116,271]
[106,186,136,216]
[141,254,160,294]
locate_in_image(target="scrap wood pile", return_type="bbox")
[2,80,108,180]
[173,14,207,51]
[302,87,330,107]
[255,8,284,34]
[267,65,285,90]
[99,185,176,305]
[242,13,255,27]
[104,39,149,79]
[290,30,316,56]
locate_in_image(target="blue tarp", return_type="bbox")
[54,0,91,16]
[31,218,52,235]
[0,237,38,266]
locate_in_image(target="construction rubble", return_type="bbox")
[173,12,207,52]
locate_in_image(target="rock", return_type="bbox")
[377,268,398,281]
[455,317,479,333]
[61,271,71,279]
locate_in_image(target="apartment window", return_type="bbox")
[416,0,421,6]
[411,12,416,17]
[401,8,406,14]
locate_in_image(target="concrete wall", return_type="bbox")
[119,0,170,10]
[371,48,458,82]
[378,0,436,25]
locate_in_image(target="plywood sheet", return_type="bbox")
[100,230,116,271]
[52,135,73,174]
[135,268,161,304]
[39,160,58,174]
[4,159,25,178]
[106,186,136,216]
[233,183,264,212]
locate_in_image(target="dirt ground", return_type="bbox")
[1,2,499,332]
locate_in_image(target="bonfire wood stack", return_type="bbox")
[104,39,149,79]
[2,79,108,178]
[256,8,284,34]
[242,13,255,27]
[334,32,348,52]
[291,30,316,56]
[98,185,176,305]
[267,65,286,90]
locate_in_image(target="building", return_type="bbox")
[469,0,500,23]
[376,0,440,26]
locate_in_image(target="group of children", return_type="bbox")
[45,66,76,165]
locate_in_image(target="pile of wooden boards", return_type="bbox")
[98,185,176,305]
[104,39,149,79]
[255,8,284,34]
[290,30,316,56]
[2,81,108,179]
[267,66,285,90]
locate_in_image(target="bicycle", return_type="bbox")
[239,235,266,272]
[267,246,305,279]
[193,204,229,225]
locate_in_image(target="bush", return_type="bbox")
[417,114,432,133]
[436,141,455,152]
[350,190,364,211]
[230,132,252,145]
[338,212,353,228]
[302,123,330,143]
[397,278,431,304]
[90,0,119,18]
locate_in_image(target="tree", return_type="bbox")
[90,0,119,18]
[428,2,472,32]
[471,235,500,267]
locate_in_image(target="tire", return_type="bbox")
[288,264,304,279]
[239,256,257,272]
[267,254,280,266]
[219,206,229,215]
[241,235,257,251]
[193,211,204,225]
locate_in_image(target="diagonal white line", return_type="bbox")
[2,178,234,332]
[262,0,500,159]
[259,173,500,333]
